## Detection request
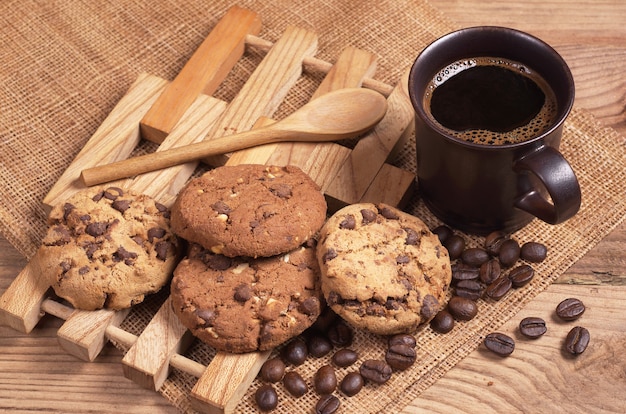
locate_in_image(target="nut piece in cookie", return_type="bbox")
[171,241,323,353]
[170,164,327,258]
[317,203,451,335]
[39,186,180,310]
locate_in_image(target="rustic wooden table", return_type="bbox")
[1,0,624,412]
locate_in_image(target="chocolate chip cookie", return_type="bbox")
[171,241,323,353]
[316,203,451,335]
[40,186,180,310]
[170,164,327,258]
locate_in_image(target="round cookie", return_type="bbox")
[40,186,180,311]
[316,203,452,335]
[170,164,327,258]
[171,241,323,353]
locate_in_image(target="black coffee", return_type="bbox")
[424,57,558,145]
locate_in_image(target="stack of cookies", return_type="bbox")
[169,164,328,353]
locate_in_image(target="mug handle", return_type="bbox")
[513,146,581,224]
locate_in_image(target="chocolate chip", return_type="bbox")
[82,241,99,259]
[103,187,124,200]
[147,227,166,242]
[154,241,171,261]
[195,309,216,327]
[360,208,377,224]
[211,200,231,215]
[339,214,356,229]
[298,296,320,316]
[203,253,232,270]
[420,294,439,319]
[396,255,410,264]
[78,266,90,275]
[111,199,131,213]
[234,284,252,302]
[113,246,137,265]
[404,228,419,245]
[86,222,108,237]
[154,202,170,218]
[378,205,399,219]
[269,183,292,199]
[46,225,71,245]
[62,203,75,221]
[322,248,338,263]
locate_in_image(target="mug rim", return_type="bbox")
[408,26,575,150]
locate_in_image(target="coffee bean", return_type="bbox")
[313,364,337,395]
[520,241,548,263]
[307,335,333,358]
[461,247,491,266]
[564,326,590,355]
[556,298,586,321]
[484,332,515,357]
[255,384,278,411]
[485,275,512,301]
[484,231,509,256]
[479,258,501,284]
[340,372,364,397]
[281,338,308,366]
[388,333,416,348]
[260,357,285,383]
[443,234,465,260]
[451,262,480,284]
[283,371,308,397]
[498,239,521,268]
[327,319,354,347]
[455,279,483,301]
[359,359,393,384]
[385,344,417,371]
[430,310,455,333]
[432,225,453,244]
[508,264,535,288]
[315,394,340,414]
[447,296,478,321]
[519,317,547,339]
[331,348,359,367]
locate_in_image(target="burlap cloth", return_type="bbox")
[1,1,625,413]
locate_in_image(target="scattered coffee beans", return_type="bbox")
[327,319,354,347]
[359,359,392,384]
[520,241,548,263]
[448,296,478,321]
[484,230,509,256]
[260,357,286,383]
[388,333,417,348]
[485,275,512,301]
[508,264,535,288]
[315,394,340,414]
[313,364,337,395]
[484,332,515,357]
[340,372,364,397]
[480,258,501,284]
[452,263,480,283]
[455,279,483,301]
[432,225,453,244]
[282,338,308,366]
[385,343,417,371]
[283,371,308,397]
[255,384,279,411]
[443,234,466,260]
[556,298,586,321]
[331,348,359,367]
[519,317,547,339]
[308,335,333,358]
[564,326,590,355]
[498,239,521,268]
[430,310,455,333]
[461,247,491,266]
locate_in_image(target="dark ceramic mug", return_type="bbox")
[408,26,581,234]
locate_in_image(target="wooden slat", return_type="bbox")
[140,6,261,144]
[324,69,415,205]
[42,73,169,213]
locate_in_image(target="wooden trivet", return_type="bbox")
[0,6,415,413]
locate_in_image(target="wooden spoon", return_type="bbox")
[80,87,387,186]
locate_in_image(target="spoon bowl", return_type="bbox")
[81,87,387,186]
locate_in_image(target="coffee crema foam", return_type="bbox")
[423,57,558,145]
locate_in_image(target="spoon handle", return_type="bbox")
[80,126,299,186]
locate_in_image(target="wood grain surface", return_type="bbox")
[1,0,625,412]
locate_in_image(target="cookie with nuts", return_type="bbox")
[316,203,452,335]
[39,186,180,310]
[170,164,327,258]
[170,241,323,353]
